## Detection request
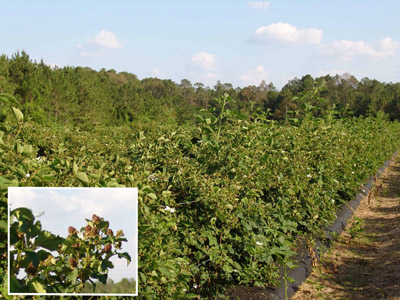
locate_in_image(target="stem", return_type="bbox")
[83,243,90,268]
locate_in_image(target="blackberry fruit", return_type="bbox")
[69,258,78,268]
[92,214,101,223]
[104,244,112,253]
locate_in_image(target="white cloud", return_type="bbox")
[241,65,269,85]
[322,37,399,61]
[253,22,322,44]
[206,72,217,78]
[151,68,166,78]
[247,1,270,9]
[88,29,122,49]
[43,62,59,69]
[79,29,122,57]
[191,52,216,70]
[81,51,104,57]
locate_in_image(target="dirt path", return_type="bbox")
[292,155,400,300]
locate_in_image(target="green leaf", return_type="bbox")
[117,252,131,265]
[0,176,19,190]
[158,266,170,276]
[23,144,33,156]
[16,143,23,154]
[0,93,21,107]
[12,207,34,222]
[97,273,108,284]
[72,162,78,175]
[66,268,79,283]
[31,280,47,293]
[75,172,89,183]
[147,193,157,200]
[11,107,23,122]
[25,250,40,268]
[0,220,7,230]
[34,231,65,251]
[206,233,218,246]
[100,259,114,272]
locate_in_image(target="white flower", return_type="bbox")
[307,174,312,178]
[164,206,175,213]
[148,174,158,182]
[233,269,238,272]
[25,173,30,178]
[256,241,263,246]
[281,150,285,154]
[352,171,355,174]
[193,284,198,289]
[243,175,247,178]
[331,199,335,203]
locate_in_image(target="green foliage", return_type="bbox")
[1,52,400,128]
[1,89,400,299]
[9,209,130,293]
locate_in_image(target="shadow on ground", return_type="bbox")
[292,158,400,300]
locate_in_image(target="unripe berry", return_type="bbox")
[85,225,92,232]
[69,258,78,268]
[92,214,101,223]
[68,226,77,234]
[104,244,112,253]
[91,227,99,236]
[26,262,37,276]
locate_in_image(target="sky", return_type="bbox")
[1,1,400,89]
[8,187,137,285]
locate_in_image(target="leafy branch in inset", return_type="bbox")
[9,207,131,294]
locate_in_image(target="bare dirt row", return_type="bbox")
[292,155,400,300]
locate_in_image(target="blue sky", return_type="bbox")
[1,1,400,89]
[8,187,137,285]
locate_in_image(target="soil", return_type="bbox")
[291,155,400,300]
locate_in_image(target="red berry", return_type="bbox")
[104,244,112,253]
[69,258,78,268]
[92,214,101,223]
[91,227,99,236]
[68,226,77,234]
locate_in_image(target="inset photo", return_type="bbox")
[8,187,137,296]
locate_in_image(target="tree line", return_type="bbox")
[1,51,400,127]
